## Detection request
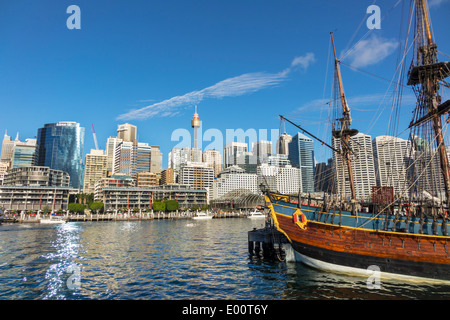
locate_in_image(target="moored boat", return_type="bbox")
[247,210,266,219]
[40,214,66,224]
[192,211,213,220]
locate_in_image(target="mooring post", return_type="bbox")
[254,242,261,255]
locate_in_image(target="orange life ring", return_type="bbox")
[293,210,307,230]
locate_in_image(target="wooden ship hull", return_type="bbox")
[266,192,450,282]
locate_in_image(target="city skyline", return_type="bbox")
[1,1,449,167]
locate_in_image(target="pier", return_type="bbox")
[1,210,246,224]
[248,225,288,260]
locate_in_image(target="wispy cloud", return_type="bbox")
[293,93,417,114]
[429,0,450,7]
[117,53,315,120]
[343,35,398,68]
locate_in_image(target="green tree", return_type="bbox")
[165,200,179,212]
[192,204,199,211]
[89,202,104,214]
[152,201,166,212]
[68,203,85,214]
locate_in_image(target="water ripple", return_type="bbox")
[1,219,450,299]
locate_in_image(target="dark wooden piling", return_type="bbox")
[248,226,288,259]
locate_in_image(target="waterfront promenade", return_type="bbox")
[1,210,246,223]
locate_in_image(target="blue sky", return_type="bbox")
[1,0,449,167]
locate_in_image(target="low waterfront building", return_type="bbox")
[4,166,70,187]
[0,161,9,185]
[94,174,135,200]
[0,185,73,212]
[95,183,207,211]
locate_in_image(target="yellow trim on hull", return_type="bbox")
[265,195,293,243]
[271,201,450,240]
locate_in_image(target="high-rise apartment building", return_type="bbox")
[203,149,223,177]
[168,147,202,172]
[257,163,302,195]
[333,132,376,200]
[136,172,159,187]
[161,168,175,185]
[114,141,133,176]
[224,142,248,168]
[178,162,214,190]
[83,149,107,194]
[105,137,123,174]
[252,140,272,162]
[288,132,315,193]
[209,167,258,200]
[372,136,412,197]
[267,154,290,167]
[150,146,163,173]
[36,122,85,190]
[236,152,258,174]
[114,141,154,178]
[411,142,450,200]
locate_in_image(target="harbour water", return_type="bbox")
[1,218,450,301]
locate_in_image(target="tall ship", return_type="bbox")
[265,0,450,282]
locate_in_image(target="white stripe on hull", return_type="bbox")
[284,243,450,285]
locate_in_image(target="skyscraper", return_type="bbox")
[83,149,107,194]
[117,123,137,142]
[277,133,292,155]
[114,141,153,178]
[203,149,223,177]
[1,132,21,163]
[150,146,163,173]
[179,162,214,190]
[288,132,315,193]
[252,140,272,163]
[11,139,37,169]
[105,137,123,174]
[333,132,376,200]
[168,147,202,172]
[372,136,412,197]
[36,122,85,190]
[224,142,248,168]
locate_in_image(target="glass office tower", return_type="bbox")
[288,132,315,193]
[36,122,85,190]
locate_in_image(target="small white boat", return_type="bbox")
[192,211,213,220]
[247,210,266,219]
[40,215,66,224]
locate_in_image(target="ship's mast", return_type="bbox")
[409,0,450,204]
[330,32,357,201]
